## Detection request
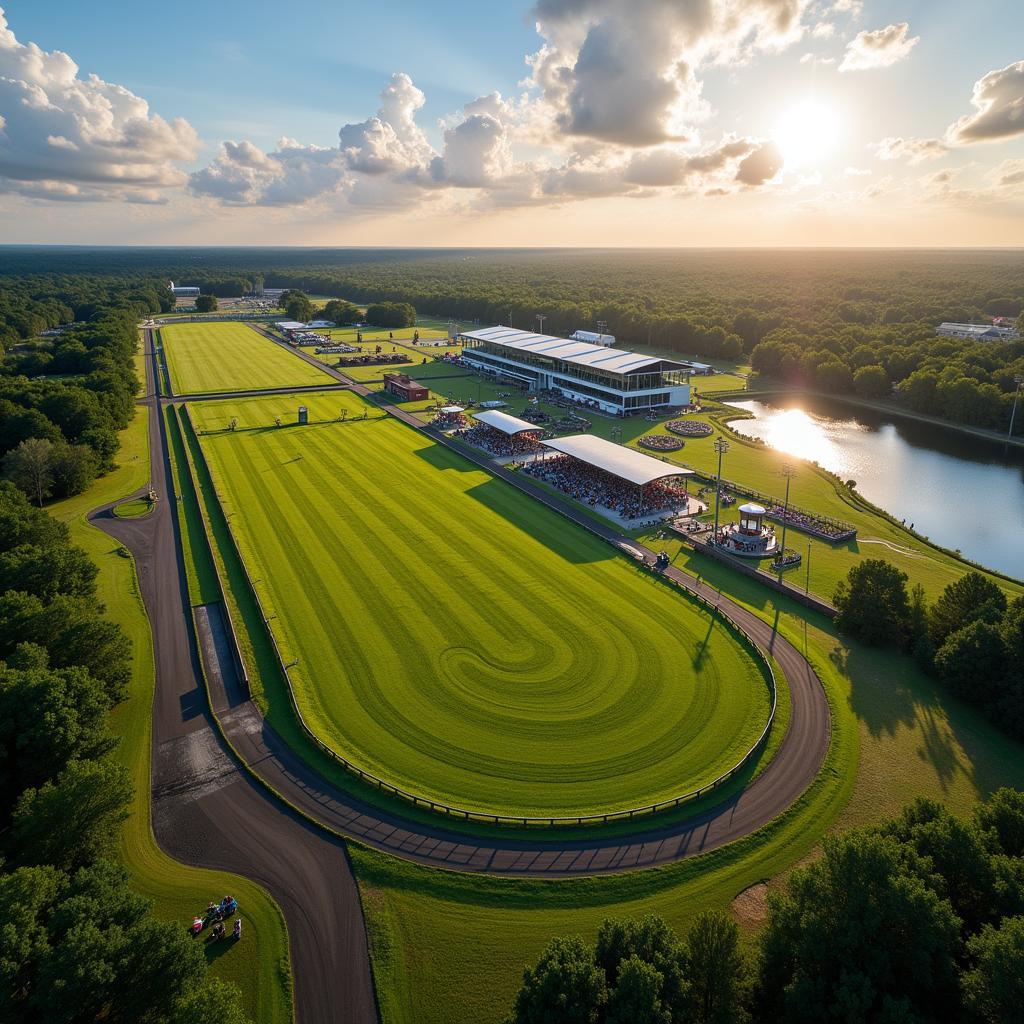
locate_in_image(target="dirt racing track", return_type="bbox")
[93,328,832,1021]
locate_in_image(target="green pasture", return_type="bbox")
[160,321,333,395]
[112,496,152,518]
[190,392,771,818]
[49,354,292,1024]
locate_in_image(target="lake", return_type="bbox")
[725,396,1024,581]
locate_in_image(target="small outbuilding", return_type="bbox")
[383,373,429,401]
[298,406,309,424]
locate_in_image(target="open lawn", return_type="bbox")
[189,391,771,818]
[49,353,292,1024]
[160,321,333,395]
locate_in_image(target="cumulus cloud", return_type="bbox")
[872,136,948,164]
[991,159,1024,189]
[527,0,810,146]
[735,142,783,185]
[946,60,1024,144]
[430,113,513,187]
[839,22,918,72]
[189,138,350,206]
[338,72,433,174]
[0,6,198,201]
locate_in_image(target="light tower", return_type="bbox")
[712,436,730,542]
[776,463,795,569]
[536,313,546,335]
[1009,374,1023,438]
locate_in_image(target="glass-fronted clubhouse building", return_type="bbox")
[458,326,692,415]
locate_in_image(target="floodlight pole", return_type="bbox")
[806,541,812,593]
[536,314,546,335]
[712,436,729,543]
[778,464,794,569]
[1009,374,1023,438]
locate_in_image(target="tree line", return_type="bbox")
[506,788,1024,1024]
[833,561,1024,741]
[0,277,172,504]
[0,483,251,1023]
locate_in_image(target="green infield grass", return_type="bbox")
[48,352,292,1024]
[160,321,333,395]
[189,392,772,818]
[112,496,152,518]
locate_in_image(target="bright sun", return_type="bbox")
[773,99,841,169]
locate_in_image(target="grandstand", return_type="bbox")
[458,326,691,415]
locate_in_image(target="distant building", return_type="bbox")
[570,329,615,346]
[168,280,201,298]
[459,326,691,415]
[936,322,1019,342]
[383,373,429,402]
[307,320,335,328]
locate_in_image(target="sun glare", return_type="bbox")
[773,98,840,169]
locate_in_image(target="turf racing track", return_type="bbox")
[95,327,831,1021]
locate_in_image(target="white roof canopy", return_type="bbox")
[460,326,688,375]
[472,410,543,435]
[275,321,306,330]
[439,405,464,414]
[541,434,694,487]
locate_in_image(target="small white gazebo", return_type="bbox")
[716,502,778,558]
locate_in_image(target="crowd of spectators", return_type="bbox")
[767,505,857,541]
[454,424,543,457]
[433,409,468,430]
[525,455,691,520]
[666,419,713,437]
[335,353,411,368]
[638,434,684,451]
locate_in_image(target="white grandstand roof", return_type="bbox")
[472,410,543,435]
[275,321,307,330]
[460,326,687,375]
[541,434,694,487]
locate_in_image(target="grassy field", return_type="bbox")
[112,496,152,518]
[160,321,334,395]
[48,355,292,1024]
[189,391,772,818]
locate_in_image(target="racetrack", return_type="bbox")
[99,328,831,1020]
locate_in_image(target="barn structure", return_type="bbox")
[383,373,429,401]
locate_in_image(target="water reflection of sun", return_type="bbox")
[762,408,842,467]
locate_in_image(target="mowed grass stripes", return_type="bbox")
[191,393,771,817]
[161,321,334,395]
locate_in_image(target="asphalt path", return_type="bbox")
[93,335,378,1024]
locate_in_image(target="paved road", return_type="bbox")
[93,335,378,1024]
[158,324,832,874]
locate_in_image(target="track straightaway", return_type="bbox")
[92,334,378,1024]
[165,324,833,874]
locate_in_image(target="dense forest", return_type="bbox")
[3,247,1020,434]
[0,273,171,501]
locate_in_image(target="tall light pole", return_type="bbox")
[536,313,546,336]
[1009,374,1023,439]
[712,436,729,543]
[777,463,795,569]
[806,541,812,593]
[597,319,608,343]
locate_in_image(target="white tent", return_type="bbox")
[472,410,543,435]
[540,434,694,487]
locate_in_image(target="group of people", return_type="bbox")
[766,504,856,541]
[190,896,242,942]
[454,424,543,457]
[525,455,690,520]
[433,409,468,430]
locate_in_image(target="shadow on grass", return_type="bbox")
[463,476,614,566]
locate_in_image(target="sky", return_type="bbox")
[0,0,1022,246]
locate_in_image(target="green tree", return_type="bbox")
[171,978,253,1024]
[506,935,607,1024]
[595,916,686,1017]
[285,292,314,323]
[11,759,132,870]
[756,830,961,1023]
[929,573,1008,648]
[3,437,54,507]
[605,955,670,1024]
[195,293,218,312]
[976,787,1024,858]
[682,910,748,1024]
[853,364,890,398]
[815,359,855,394]
[833,559,912,647]
[962,916,1024,1024]
[933,620,1007,707]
